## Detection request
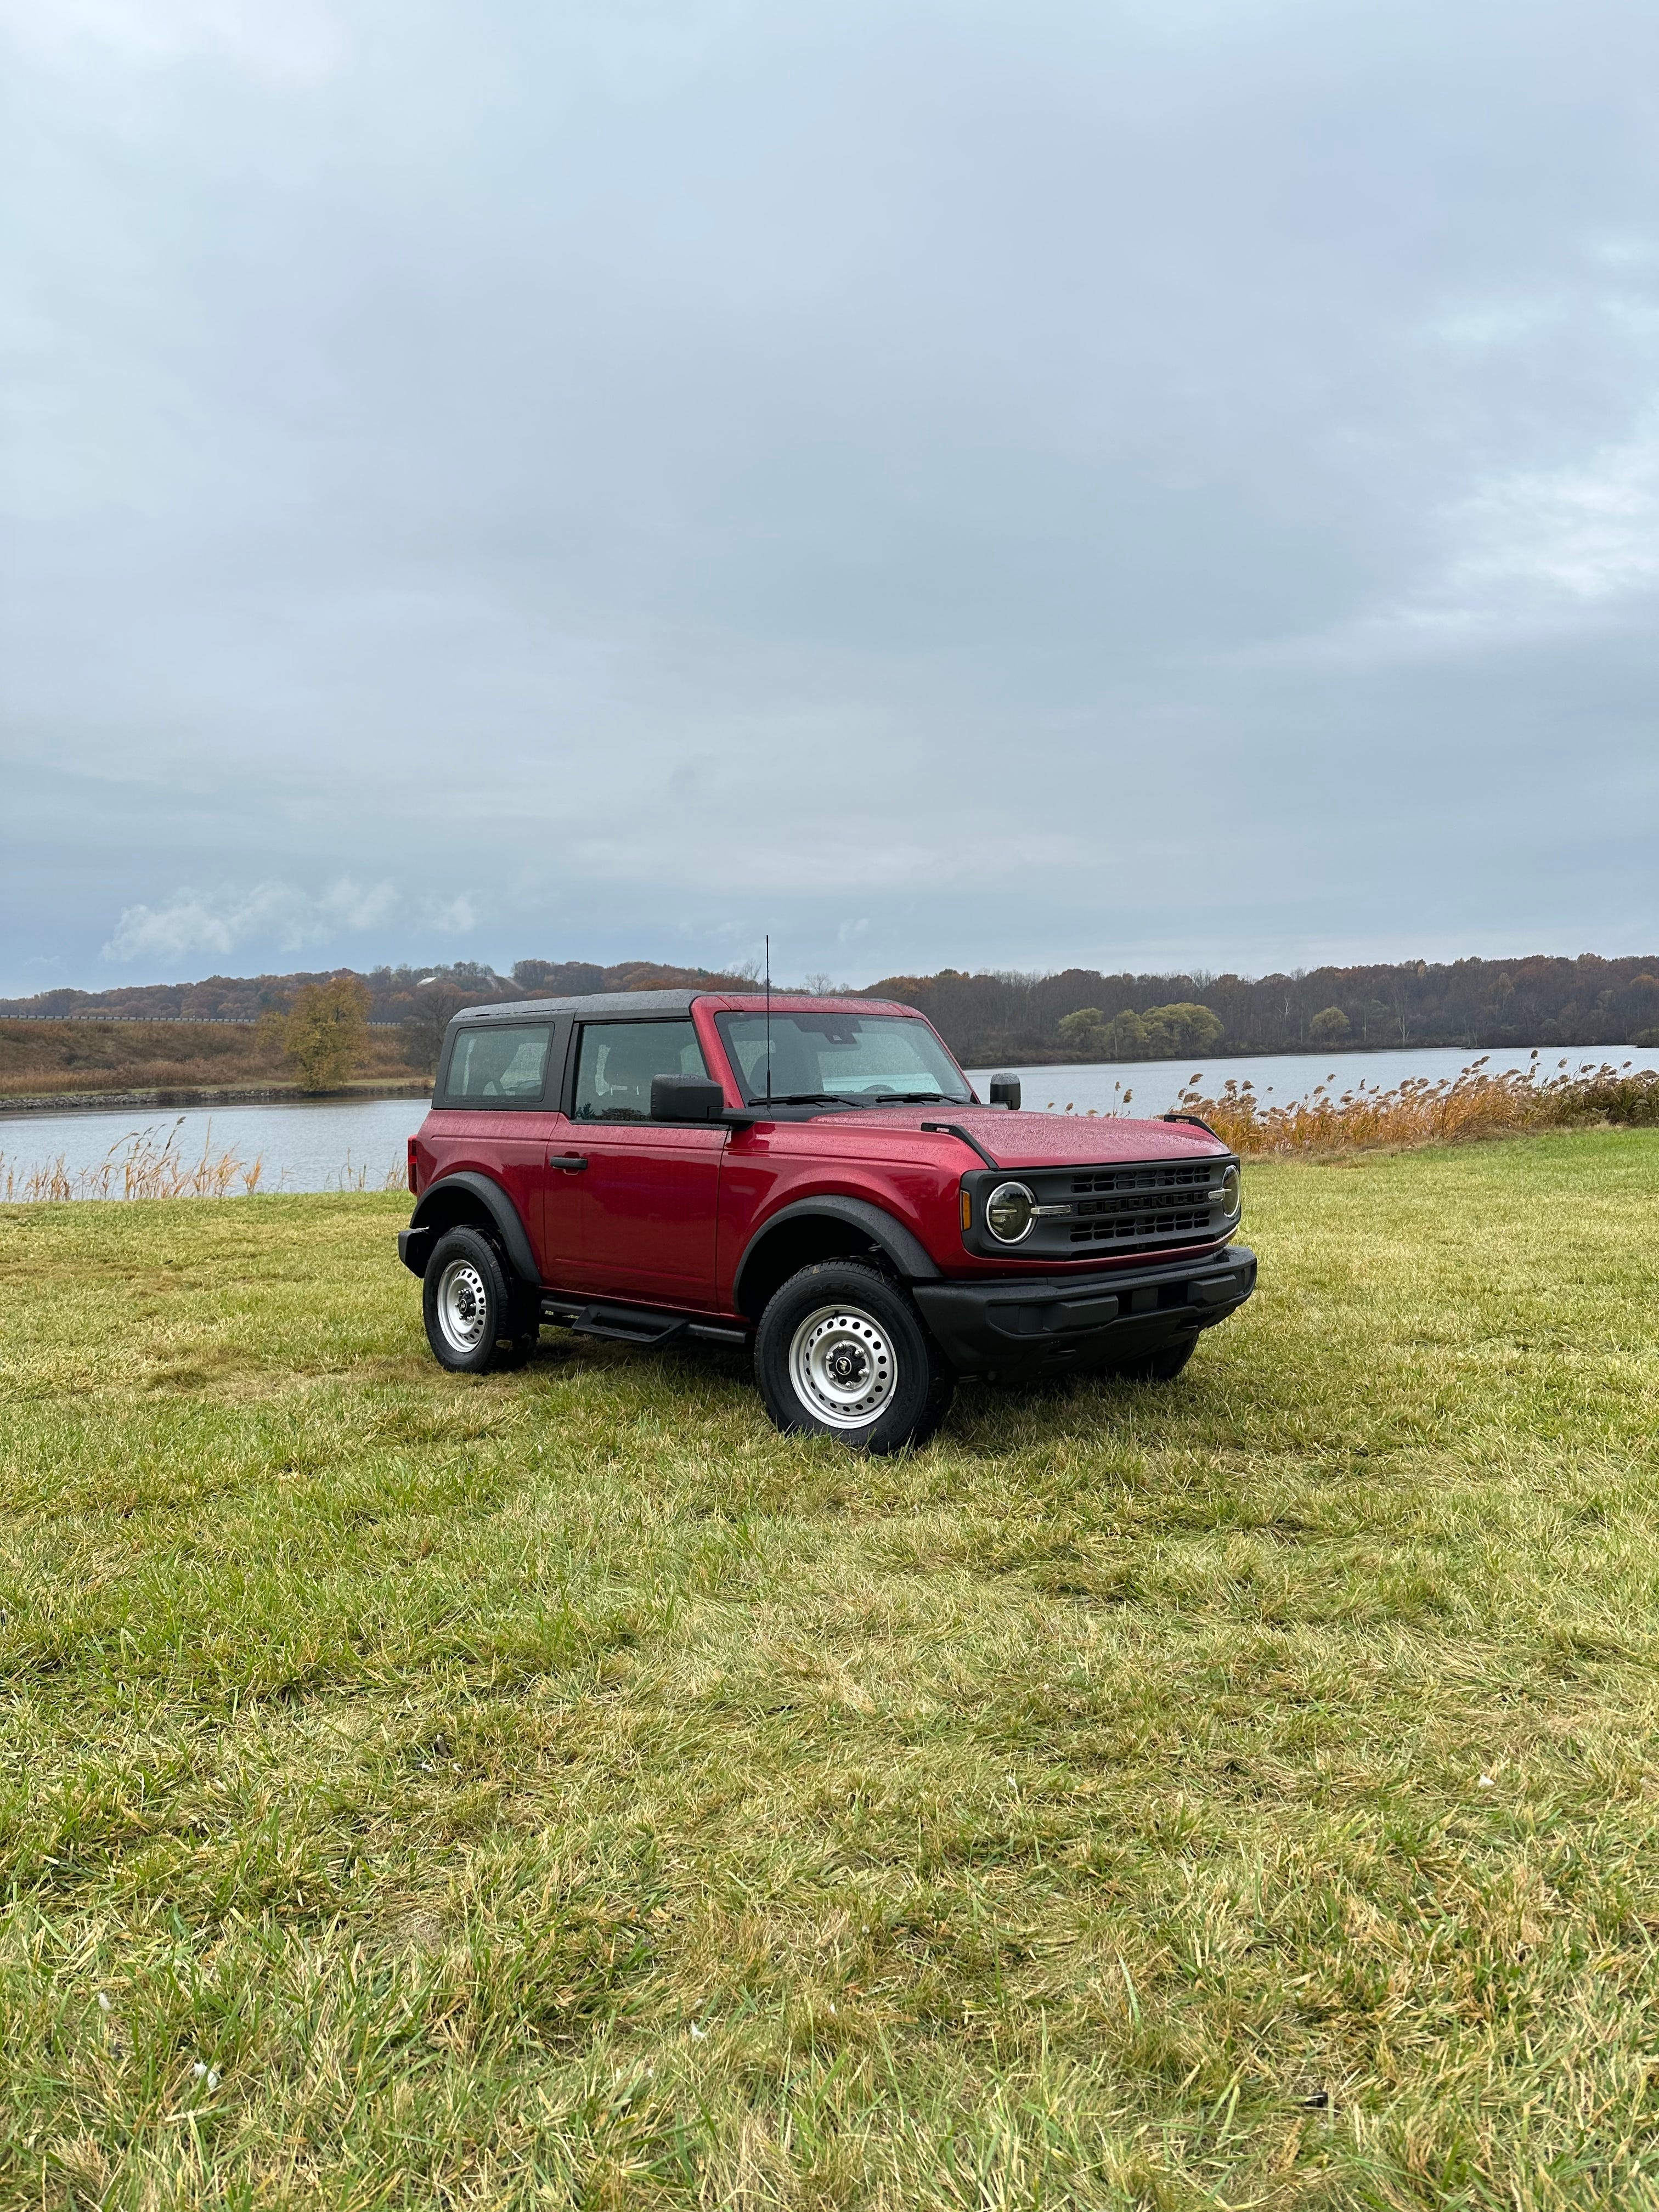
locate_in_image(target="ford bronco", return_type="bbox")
[399,990,1255,1452]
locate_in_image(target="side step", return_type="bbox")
[541,1298,748,1350]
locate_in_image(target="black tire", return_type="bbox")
[1104,1334,1199,1383]
[422,1224,535,1374]
[754,1259,955,1453]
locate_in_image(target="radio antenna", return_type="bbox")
[764,933,771,1105]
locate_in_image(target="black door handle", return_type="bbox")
[548,1154,588,1171]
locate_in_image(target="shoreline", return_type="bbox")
[0,1081,433,1120]
[967,1041,1632,1070]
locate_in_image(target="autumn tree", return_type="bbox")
[1057,1006,1110,1054]
[1308,1005,1351,1043]
[284,976,370,1093]
[1141,1003,1224,1056]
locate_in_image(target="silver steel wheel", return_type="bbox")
[436,1257,492,1356]
[788,1302,898,1430]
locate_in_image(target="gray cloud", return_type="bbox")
[4,0,1658,991]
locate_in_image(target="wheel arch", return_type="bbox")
[732,1197,939,1321]
[408,1171,539,1284]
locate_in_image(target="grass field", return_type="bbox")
[3,1132,1658,2209]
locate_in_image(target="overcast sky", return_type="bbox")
[3,0,1657,995]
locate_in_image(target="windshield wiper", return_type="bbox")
[754,1091,862,1107]
[751,1090,971,1109]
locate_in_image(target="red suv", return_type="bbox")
[399,990,1255,1452]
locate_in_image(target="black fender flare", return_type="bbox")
[407,1171,539,1285]
[732,1195,940,1315]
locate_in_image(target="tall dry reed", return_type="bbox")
[1088,1055,1659,1156]
[1179,1056,1659,1155]
[0,1119,266,1203]
[0,1120,413,1203]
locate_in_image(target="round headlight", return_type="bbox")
[1216,1165,1241,1218]
[985,1181,1035,1243]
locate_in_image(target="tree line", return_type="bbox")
[862,954,1659,1063]
[6,950,1658,1071]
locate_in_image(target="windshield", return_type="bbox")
[715,1010,972,1106]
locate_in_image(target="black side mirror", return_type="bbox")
[650,1074,725,1122]
[988,1074,1021,1110]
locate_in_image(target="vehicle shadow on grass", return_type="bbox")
[518,1329,1212,1463]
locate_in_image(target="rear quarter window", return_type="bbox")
[439,1023,555,1108]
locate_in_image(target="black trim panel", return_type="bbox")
[406,1171,539,1284]
[732,1195,941,1311]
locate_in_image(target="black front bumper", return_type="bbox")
[912,1246,1256,1375]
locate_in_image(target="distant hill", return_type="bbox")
[0,958,757,1029]
[5,949,1658,1069]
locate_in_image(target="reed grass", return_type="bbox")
[1049,1056,1659,1158]
[0,1122,412,1203]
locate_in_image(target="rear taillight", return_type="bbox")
[407,1137,419,1194]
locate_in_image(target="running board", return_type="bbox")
[541,1299,748,1350]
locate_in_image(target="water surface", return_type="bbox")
[0,1094,427,1197]
[4,1041,1655,1195]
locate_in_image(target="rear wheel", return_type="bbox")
[422,1224,537,1373]
[755,1259,954,1453]
[1104,1334,1198,1383]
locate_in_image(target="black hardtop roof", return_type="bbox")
[452,989,910,1024]
[454,989,699,1023]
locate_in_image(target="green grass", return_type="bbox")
[2,1132,1659,2210]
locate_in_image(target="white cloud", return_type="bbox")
[1445,433,1659,605]
[320,877,400,930]
[0,0,349,84]
[1249,422,1659,672]
[102,877,400,961]
[426,895,478,935]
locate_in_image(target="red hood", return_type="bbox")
[822,1105,1228,1169]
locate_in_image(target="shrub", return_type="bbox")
[1142,1002,1223,1055]
[1308,1005,1350,1043]
[1056,1003,1224,1060]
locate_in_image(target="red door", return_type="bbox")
[569,1123,725,1305]
[561,1019,726,1308]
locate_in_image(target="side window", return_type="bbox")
[440,1023,554,1108]
[572,1020,707,1122]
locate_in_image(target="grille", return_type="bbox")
[1068,1200,1216,1246]
[1064,1162,1223,1248]
[1071,1163,1215,1195]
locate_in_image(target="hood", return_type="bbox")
[828,1105,1228,1170]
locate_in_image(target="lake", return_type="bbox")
[3,1041,1655,1196]
[964,1041,1659,1118]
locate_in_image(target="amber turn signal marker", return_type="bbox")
[960,1188,972,1233]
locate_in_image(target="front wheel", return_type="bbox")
[754,1259,955,1453]
[422,1225,535,1373]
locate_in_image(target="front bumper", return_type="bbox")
[912,1246,1257,1375]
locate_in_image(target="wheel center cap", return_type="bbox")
[828,1345,866,1384]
